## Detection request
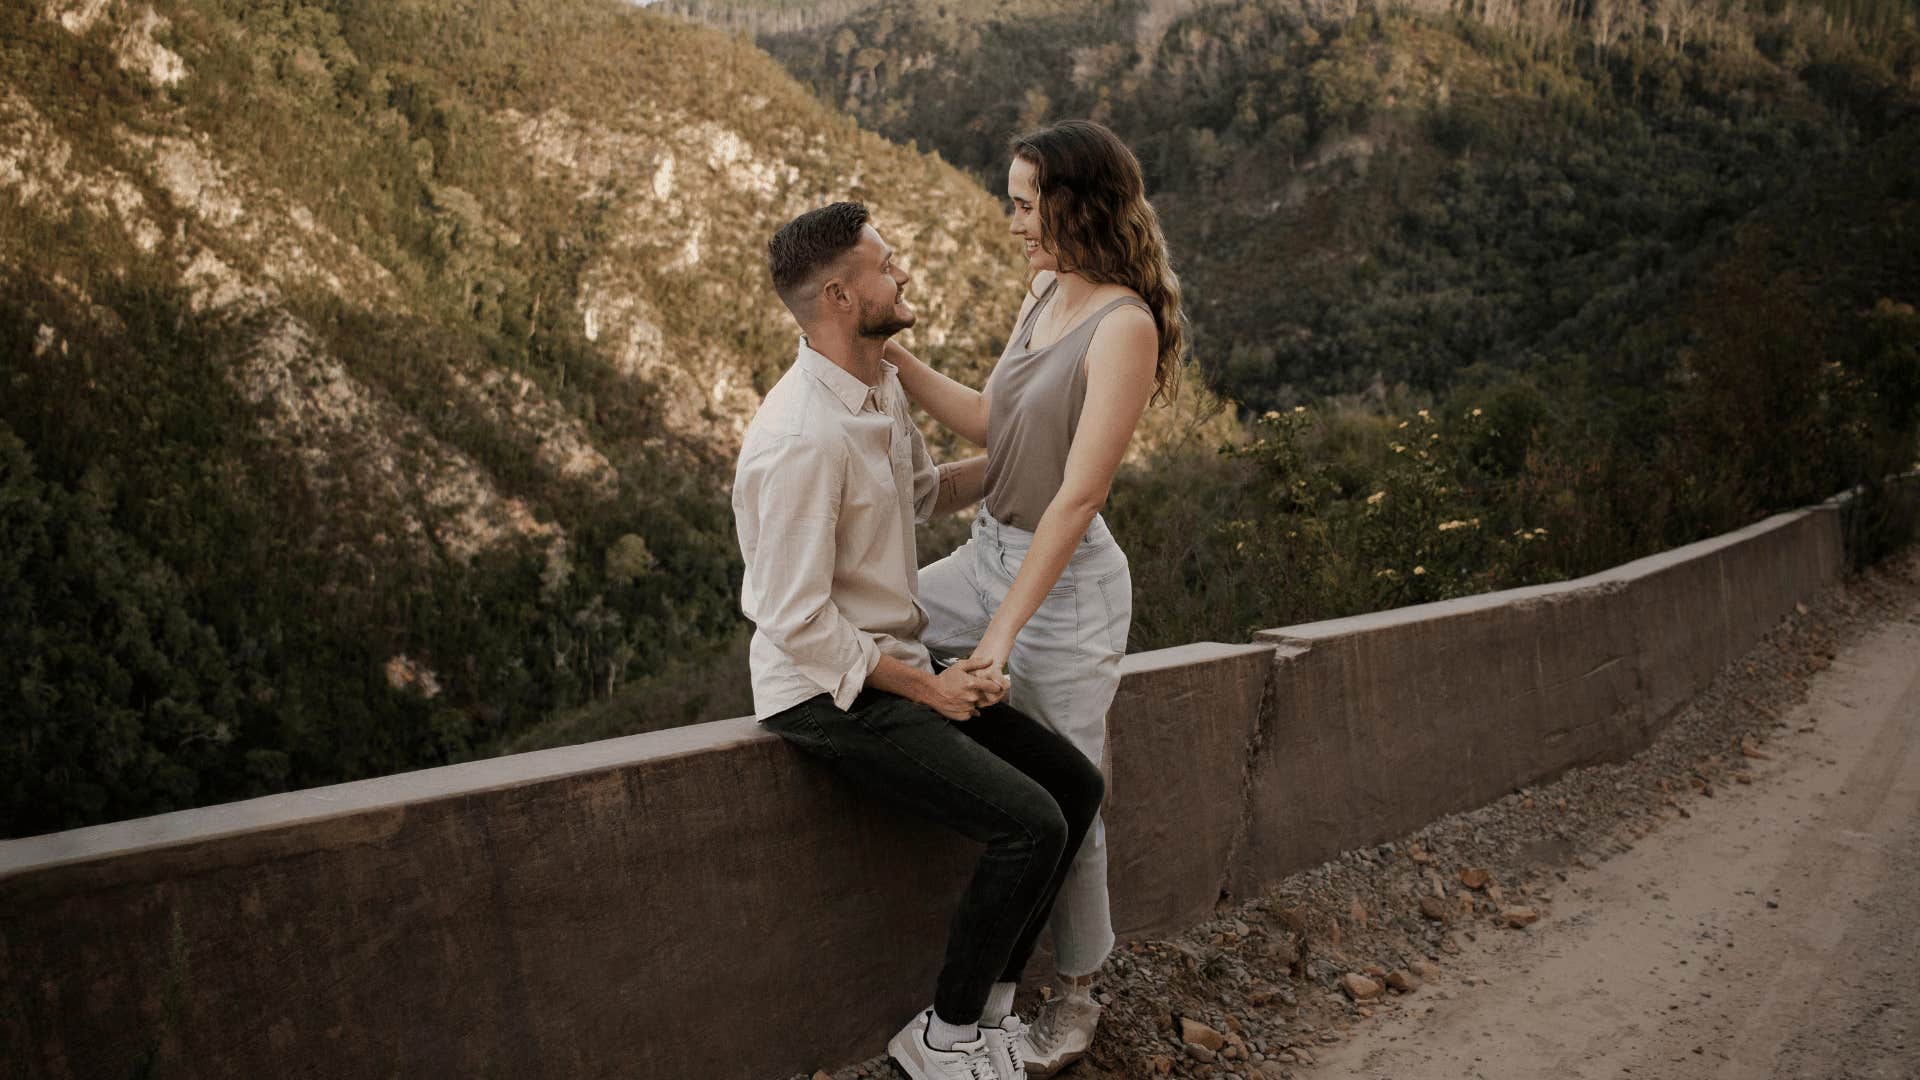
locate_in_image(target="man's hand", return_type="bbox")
[926,657,1005,720]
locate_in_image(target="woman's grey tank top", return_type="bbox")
[984,278,1153,530]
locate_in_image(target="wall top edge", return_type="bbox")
[2,497,1853,876]
[0,717,770,879]
[1258,507,1826,642]
[1117,641,1274,674]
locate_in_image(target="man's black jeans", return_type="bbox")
[763,688,1105,1025]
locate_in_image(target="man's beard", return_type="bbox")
[857,296,915,339]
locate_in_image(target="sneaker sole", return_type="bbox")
[1024,1050,1084,1079]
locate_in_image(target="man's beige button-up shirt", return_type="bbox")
[732,338,940,720]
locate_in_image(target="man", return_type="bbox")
[734,202,1104,1080]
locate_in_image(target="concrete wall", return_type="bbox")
[0,505,1848,1080]
[1230,507,1844,889]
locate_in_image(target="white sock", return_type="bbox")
[981,981,1017,1024]
[927,1011,979,1052]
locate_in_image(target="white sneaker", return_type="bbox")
[982,1013,1029,1078]
[888,1010,1006,1080]
[1014,990,1101,1078]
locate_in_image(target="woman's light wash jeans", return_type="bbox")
[917,506,1129,977]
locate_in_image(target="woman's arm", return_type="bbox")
[886,339,992,447]
[886,272,1053,448]
[968,304,1158,675]
[932,456,988,515]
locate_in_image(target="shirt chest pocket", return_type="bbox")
[841,440,901,514]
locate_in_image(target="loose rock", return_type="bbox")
[1340,973,1384,1000]
[1181,1017,1227,1052]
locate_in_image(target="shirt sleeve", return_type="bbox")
[906,409,940,526]
[734,435,881,709]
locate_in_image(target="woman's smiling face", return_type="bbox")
[1007,156,1056,273]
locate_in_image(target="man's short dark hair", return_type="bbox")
[768,201,869,312]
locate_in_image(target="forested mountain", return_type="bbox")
[727,0,1918,404]
[0,0,1022,836]
[8,0,1915,837]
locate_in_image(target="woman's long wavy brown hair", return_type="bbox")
[1010,119,1188,404]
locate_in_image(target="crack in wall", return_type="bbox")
[1218,641,1309,907]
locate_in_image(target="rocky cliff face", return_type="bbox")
[5,0,1019,570]
[0,0,1026,829]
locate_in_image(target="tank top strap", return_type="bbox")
[1014,276,1060,342]
[1076,294,1153,337]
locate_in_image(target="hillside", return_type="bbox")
[0,0,1022,836]
[737,0,1918,404]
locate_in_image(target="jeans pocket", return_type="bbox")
[762,698,842,763]
[997,542,1075,598]
[1095,567,1131,655]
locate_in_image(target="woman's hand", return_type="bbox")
[884,337,992,447]
[967,634,1015,705]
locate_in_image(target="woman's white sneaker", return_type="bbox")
[888,1010,1008,1080]
[1014,992,1101,1078]
[982,1013,1029,1078]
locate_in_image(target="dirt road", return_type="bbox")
[1314,611,1920,1080]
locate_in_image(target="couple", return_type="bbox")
[732,119,1185,1080]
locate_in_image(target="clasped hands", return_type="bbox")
[927,655,1012,721]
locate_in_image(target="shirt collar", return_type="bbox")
[796,337,891,414]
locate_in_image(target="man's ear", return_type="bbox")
[821,276,852,313]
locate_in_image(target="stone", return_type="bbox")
[1362,962,1388,978]
[1409,959,1439,978]
[1419,895,1451,921]
[1458,867,1491,890]
[1503,905,1541,928]
[1340,973,1384,1000]
[1740,738,1774,760]
[1147,1055,1175,1075]
[812,1073,832,1080]
[1182,1017,1228,1052]
[1386,969,1424,993]
[1185,1042,1218,1064]
[1278,905,1309,935]
[1349,896,1369,929]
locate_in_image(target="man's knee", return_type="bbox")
[1008,792,1070,863]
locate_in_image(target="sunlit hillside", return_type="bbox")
[0,0,1022,836]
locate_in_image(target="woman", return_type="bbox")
[885,118,1186,1076]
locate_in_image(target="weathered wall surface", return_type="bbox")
[0,505,1851,1079]
[1230,507,1844,889]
